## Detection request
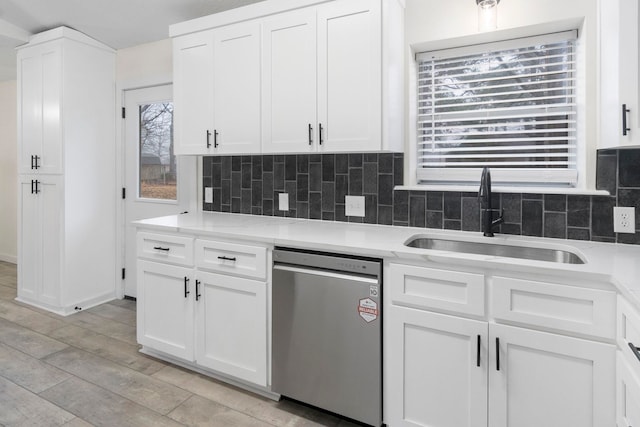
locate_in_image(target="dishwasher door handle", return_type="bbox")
[273,264,379,285]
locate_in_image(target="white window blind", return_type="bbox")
[416,31,578,186]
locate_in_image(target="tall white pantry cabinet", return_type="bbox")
[17,27,118,315]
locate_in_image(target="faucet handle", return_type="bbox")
[491,208,505,227]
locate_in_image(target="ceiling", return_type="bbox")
[0,0,265,81]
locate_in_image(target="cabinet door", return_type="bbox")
[195,271,267,386]
[17,43,62,174]
[317,0,381,152]
[618,0,640,146]
[17,176,61,307]
[262,9,318,153]
[489,324,615,427]
[211,22,261,155]
[18,178,41,301]
[386,306,488,427]
[137,261,194,361]
[39,177,61,307]
[173,31,214,155]
[617,352,640,427]
[600,0,640,148]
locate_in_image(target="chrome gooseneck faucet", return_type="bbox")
[478,167,504,237]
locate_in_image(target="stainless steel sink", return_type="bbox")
[405,236,585,264]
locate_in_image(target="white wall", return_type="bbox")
[0,80,17,263]
[404,0,599,189]
[116,38,172,88]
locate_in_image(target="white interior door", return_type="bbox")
[124,85,196,297]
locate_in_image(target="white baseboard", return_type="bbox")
[0,254,17,264]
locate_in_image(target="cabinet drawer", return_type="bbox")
[195,239,267,280]
[137,232,194,267]
[389,263,485,317]
[492,277,616,339]
[618,296,640,379]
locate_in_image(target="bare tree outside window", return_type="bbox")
[139,102,176,200]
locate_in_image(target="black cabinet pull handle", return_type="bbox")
[214,130,219,148]
[184,277,190,298]
[629,342,640,363]
[31,155,35,170]
[31,180,35,194]
[32,180,40,194]
[477,335,481,367]
[195,280,201,301]
[319,123,324,145]
[496,337,500,371]
[34,155,40,169]
[153,246,170,252]
[623,104,631,136]
[217,256,237,262]
[206,130,212,148]
[308,124,313,145]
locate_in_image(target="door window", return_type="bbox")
[139,102,176,200]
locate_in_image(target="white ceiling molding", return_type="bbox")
[0,17,30,43]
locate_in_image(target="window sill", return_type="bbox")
[395,185,611,196]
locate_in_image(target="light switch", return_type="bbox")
[279,193,289,211]
[204,187,213,204]
[345,195,365,217]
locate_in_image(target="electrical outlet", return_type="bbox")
[204,187,213,204]
[614,206,636,233]
[278,193,289,211]
[345,195,365,217]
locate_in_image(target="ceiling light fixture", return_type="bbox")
[477,0,500,31]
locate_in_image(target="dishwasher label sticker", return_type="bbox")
[358,298,378,323]
[369,285,379,298]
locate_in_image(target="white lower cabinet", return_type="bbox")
[387,307,488,427]
[387,313,614,427]
[617,352,640,427]
[137,261,194,361]
[617,296,640,426]
[489,324,615,427]
[386,262,616,427]
[195,271,267,386]
[136,233,269,390]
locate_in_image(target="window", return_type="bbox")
[416,31,578,187]
[139,102,176,200]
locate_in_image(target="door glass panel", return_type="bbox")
[139,102,176,200]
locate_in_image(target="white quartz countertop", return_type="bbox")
[135,211,640,308]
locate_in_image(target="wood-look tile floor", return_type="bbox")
[0,261,359,427]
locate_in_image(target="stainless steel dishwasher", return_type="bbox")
[272,248,382,427]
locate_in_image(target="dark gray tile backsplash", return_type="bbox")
[203,148,640,245]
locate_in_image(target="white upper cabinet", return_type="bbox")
[173,22,261,156]
[212,22,261,155]
[262,0,388,154]
[600,0,640,148]
[262,9,318,153]
[17,43,63,175]
[173,31,214,155]
[172,0,404,155]
[316,0,382,153]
